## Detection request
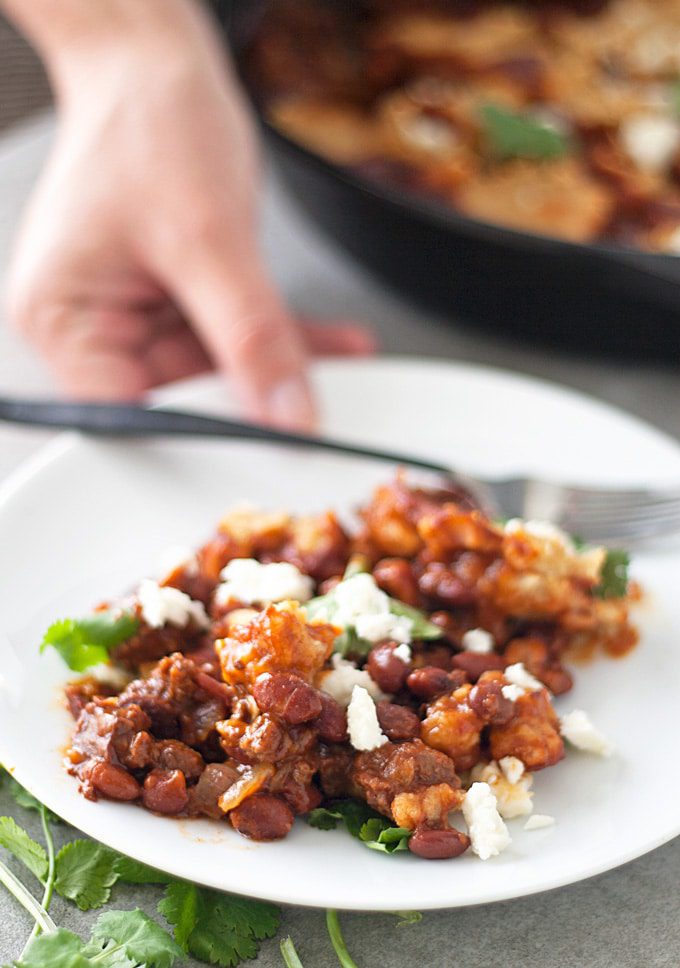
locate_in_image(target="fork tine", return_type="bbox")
[562,492,680,513]
[560,510,680,544]
[567,498,680,517]
[564,501,680,526]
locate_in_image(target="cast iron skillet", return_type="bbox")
[219,0,680,359]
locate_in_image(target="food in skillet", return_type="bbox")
[246,0,680,251]
[43,477,637,861]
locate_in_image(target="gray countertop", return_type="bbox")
[0,114,678,968]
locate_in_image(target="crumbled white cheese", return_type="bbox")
[504,662,544,693]
[505,518,574,549]
[355,612,413,645]
[347,685,388,752]
[462,782,512,860]
[524,814,555,831]
[392,643,412,664]
[317,654,386,707]
[138,579,209,629]
[157,545,199,579]
[470,760,533,820]
[215,559,314,607]
[499,756,525,786]
[461,628,495,654]
[620,114,680,173]
[560,709,613,756]
[323,573,414,644]
[501,683,525,703]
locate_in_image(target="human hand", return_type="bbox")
[4,0,375,428]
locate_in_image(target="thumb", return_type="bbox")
[164,235,315,430]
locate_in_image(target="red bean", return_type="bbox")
[408,826,470,859]
[253,673,322,725]
[89,762,141,801]
[372,559,421,605]
[314,693,348,743]
[229,794,294,840]
[406,666,450,701]
[469,678,514,725]
[539,665,573,696]
[376,701,420,741]
[451,652,506,681]
[418,562,476,606]
[142,769,189,814]
[366,642,411,694]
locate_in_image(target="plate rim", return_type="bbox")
[0,358,678,911]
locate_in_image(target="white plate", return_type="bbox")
[0,359,679,911]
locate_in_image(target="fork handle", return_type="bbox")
[0,397,451,475]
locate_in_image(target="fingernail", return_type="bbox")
[266,375,316,430]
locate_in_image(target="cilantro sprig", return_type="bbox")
[40,612,139,672]
[307,799,412,854]
[480,103,569,161]
[0,771,422,967]
[305,565,442,659]
[594,550,630,599]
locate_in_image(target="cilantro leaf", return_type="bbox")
[55,841,120,911]
[391,911,422,927]
[333,627,371,660]
[158,881,199,951]
[306,807,342,831]
[0,817,48,883]
[306,574,442,658]
[480,103,568,161]
[307,799,387,839]
[40,613,139,672]
[158,882,280,967]
[308,800,413,856]
[594,550,630,599]
[359,818,411,854]
[114,855,170,885]
[9,927,91,968]
[387,599,442,640]
[87,909,183,968]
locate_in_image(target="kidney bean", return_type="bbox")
[376,701,421,741]
[408,826,470,859]
[142,769,189,814]
[314,693,348,743]
[469,678,514,725]
[538,664,573,696]
[253,673,322,725]
[372,558,420,605]
[451,652,506,681]
[418,562,476,606]
[367,642,411,694]
[229,794,294,840]
[89,762,141,802]
[406,666,449,700]
[406,666,468,701]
